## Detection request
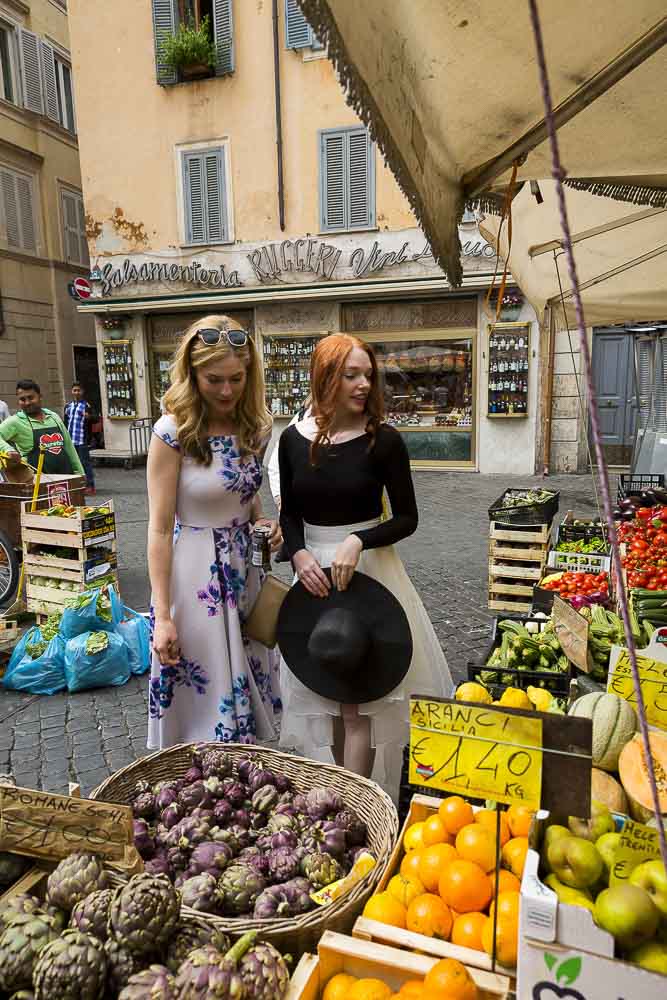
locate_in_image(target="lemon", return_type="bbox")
[498,687,532,710]
[403,821,425,852]
[527,686,553,712]
[455,682,492,704]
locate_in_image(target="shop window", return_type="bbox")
[61,189,89,266]
[319,126,375,233]
[0,164,38,253]
[181,145,230,245]
[285,0,323,51]
[0,22,19,105]
[152,0,234,86]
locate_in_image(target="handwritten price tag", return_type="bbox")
[607,649,667,731]
[409,697,543,809]
[610,819,663,885]
[0,786,136,867]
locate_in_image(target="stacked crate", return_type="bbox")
[488,521,551,613]
[21,500,118,617]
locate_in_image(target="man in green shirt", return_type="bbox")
[0,379,84,477]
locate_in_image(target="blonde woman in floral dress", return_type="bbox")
[146,315,282,747]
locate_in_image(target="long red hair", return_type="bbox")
[309,334,384,463]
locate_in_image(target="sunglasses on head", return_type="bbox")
[196,328,249,348]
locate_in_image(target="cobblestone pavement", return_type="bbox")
[0,465,607,796]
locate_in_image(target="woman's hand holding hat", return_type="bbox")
[293,549,330,598]
[331,534,363,591]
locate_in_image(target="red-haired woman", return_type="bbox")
[278,334,451,797]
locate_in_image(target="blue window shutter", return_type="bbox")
[320,131,346,231]
[19,29,44,114]
[40,41,59,123]
[152,0,178,86]
[183,149,228,245]
[184,154,206,244]
[213,0,235,76]
[347,129,374,229]
[285,0,313,49]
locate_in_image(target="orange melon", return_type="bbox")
[618,731,667,823]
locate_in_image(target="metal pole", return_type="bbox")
[272,0,286,232]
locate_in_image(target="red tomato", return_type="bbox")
[631,539,649,552]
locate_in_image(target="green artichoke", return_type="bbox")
[239,940,290,1000]
[108,873,180,954]
[70,888,113,942]
[118,964,176,999]
[165,921,230,974]
[175,932,257,999]
[301,852,344,889]
[46,853,109,912]
[104,937,146,995]
[33,930,106,1000]
[0,892,42,933]
[217,864,266,916]
[0,912,60,993]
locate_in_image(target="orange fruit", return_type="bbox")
[501,837,528,880]
[323,973,358,1000]
[418,842,458,893]
[490,869,521,896]
[455,824,497,873]
[424,957,479,1000]
[438,859,492,913]
[404,821,425,852]
[406,893,453,939]
[388,873,425,909]
[506,804,534,839]
[481,913,518,968]
[474,808,510,846]
[488,890,520,925]
[363,892,407,928]
[348,978,393,1000]
[451,911,487,952]
[438,796,474,836]
[397,980,425,997]
[400,850,424,881]
[422,813,452,847]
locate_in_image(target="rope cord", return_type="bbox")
[528,0,667,869]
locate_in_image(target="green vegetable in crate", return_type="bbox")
[85,631,109,656]
[500,489,555,509]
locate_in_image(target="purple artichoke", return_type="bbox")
[217,864,266,916]
[212,799,233,826]
[236,757,255,783]
[132,791,156,821]
[274,774,292,794]
[335,809,367,847]
[240,940,290,1000]
[161,802,183,830]
[155,782,179,811]
[283,877,315,914]
[190,744,207,768]
[183,765,203,784]
[175,934,257,998]
[167,845,190,874]
[302,852,344,889]
[46,853,109,912]
[207,826,241,854]
[252,785,279,814]
[203,776,225,799]
[257,829,298,852]
[301,820,346,859]
[253,878,312,918]
[69,887,113,941]
[274,802,298,817]
[231,808,251,829]
[238,847,271,878]
[228,824,251,850]
[118,964,176,999]
[178,780,213,814]
[292,793,308,813]
[133,819,156,860]
[180,873,221,914]
[165,922,230,975]
[220,778,247,807]
[267,813,297,834]
[166,814,211,850]
[305,787,344,820]
[144,853,173,878]
[134,779,152,797]
[248,768,277,794]
[201,748,233,781]
[189,841,233,876]
[105,937,146,993]
[268,847,300,883]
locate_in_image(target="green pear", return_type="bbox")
[629,859,667,919]
[627,939,667,973]
[547,835,604,889]
[544,873,595,914]
[541,824,572,872]
[568,800,616,842]
[596,831,622,882]
[594,884,660,949]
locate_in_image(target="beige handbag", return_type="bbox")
[244,574,291,648]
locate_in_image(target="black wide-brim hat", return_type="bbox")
[277,569,413,704]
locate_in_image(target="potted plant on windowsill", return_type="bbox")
[161,15,216,80]
[496,289,524,321]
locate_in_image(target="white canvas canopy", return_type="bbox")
[299,1,667,288]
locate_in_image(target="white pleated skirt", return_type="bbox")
[279,518,453,801]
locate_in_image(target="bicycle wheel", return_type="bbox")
[0,530,19,605]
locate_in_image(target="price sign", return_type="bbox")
[610,819,663,885]
[409,697,543,809]
[607,647,667,731]
[0,785,137,869]
[552,595,594,673]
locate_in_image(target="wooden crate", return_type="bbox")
[488,521,550,614]
[285,931,511,1000]
[0,474,86,548]
[23,545,118,586]
[0,863,49,906]
[25,572,119,615]
[0,618,18,648]
[21,499,116,551]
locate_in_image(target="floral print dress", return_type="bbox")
[147,414,281,748]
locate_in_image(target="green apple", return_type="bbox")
[541,824,572,871]
[596,831,622,882]
[594,884,660,949]
[544,873,595,914]
[627,939,667,974]
[629,859,667,919]
[547,835,604,889]
[568,800,616,842]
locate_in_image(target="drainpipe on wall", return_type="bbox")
[542,304,556,475]
[272,0,286,231]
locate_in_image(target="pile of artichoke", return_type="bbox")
[0,851,290,998]
[130,746,371,919]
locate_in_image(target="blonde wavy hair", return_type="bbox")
[161,314,272,464]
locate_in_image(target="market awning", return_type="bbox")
[479,181,667,326]
[299,2,667,287]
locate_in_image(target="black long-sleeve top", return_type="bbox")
[278,423,418,556]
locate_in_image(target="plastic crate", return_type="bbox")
[556,513,609,550]
[466,616,572,699]
[488,488,559,526]
[546,549,611,575]
[617,473,665,503]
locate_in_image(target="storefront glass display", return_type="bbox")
[487,322,530,417]
[262,335,323,417]
[102,341,137,419]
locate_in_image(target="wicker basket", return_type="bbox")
[91,743,399,957]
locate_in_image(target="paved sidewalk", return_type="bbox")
[0,466,605,796]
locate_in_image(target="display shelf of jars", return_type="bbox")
[262,335,323,418]
[487,324,530,418]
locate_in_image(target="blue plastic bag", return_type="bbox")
[3,629,66,696]
[60,584,123,641]
[64,630,131,692]
[116,607,150,675]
